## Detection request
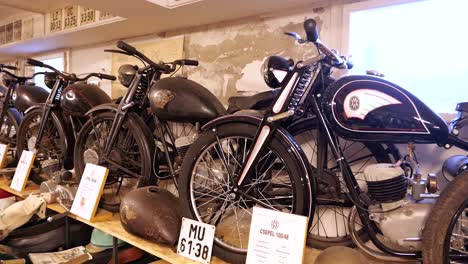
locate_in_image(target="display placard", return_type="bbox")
[70,163,109,221]
[64,6,78,29]
[49,9,63,33]
[13,20,21,42]
[0,144,9,168]
[0,26,5,45]
[80,7,96,25]
[177,218,215,264]
[246,207,308,264]
[10,150,36,192]
[5,23,13,43]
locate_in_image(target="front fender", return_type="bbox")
[202,114,316,223]
[85,103,118,116]
[24,104,45,114]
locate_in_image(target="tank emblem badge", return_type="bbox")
[65,91,76,101]
[343,89,401,120]
[349,96,360,111]
[154,90,174,109]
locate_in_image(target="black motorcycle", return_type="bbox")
[16,59,115,181]
[178,19,468,263]
[0,65,49,166]
[72,40,285,212]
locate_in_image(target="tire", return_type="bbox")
[0,108,21,167]
[289,117,399,249]
[16,108,67,182]
[422,171,468,264]
[74,112,154,212]
[179,123,305,263]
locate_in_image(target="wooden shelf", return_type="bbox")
[0,177,225,263]
[0,177,322,263]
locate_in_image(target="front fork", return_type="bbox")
[34,106,52,150]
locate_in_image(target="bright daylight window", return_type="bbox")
[33,54,64,89]
[347,0,468,114]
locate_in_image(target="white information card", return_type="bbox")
[246,207,308,264]
[10,150,35,192]
[177,217,215,264]
[70,163,109,221]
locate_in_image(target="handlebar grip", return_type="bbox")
[175,59,199,66]
[304,19,319,42]
[3,65,18,70]
[116,40,137,55]
[26,58,44,67]
[98,73,116,81]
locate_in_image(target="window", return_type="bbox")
[33,53,65,89]
[344,0,468,113]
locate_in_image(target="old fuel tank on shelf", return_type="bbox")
[322,75,449,144]
[60,83,111,116]
[148,77,226,124]
[12,85,50,112]
[120,186,182,246]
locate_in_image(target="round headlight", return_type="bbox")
[261,56,293,88]
[118,64,138,88]
[44,72,59,89]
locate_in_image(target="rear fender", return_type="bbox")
[202,114,316,223]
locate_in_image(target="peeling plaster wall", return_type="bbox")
[181,8,330,104]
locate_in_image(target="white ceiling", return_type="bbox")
[0,0,338,61]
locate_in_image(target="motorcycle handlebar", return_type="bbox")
[0,64,18,70]
[26,58,44,67]
[116,40,137,55]
[174,59,199,66]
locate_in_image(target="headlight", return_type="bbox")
[44,72,59,89]
[118,64,138,87]
[261,56,293,88]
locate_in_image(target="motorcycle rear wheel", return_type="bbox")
[179,122,306,264]
[289,117,399,249]
[74,112,154,212]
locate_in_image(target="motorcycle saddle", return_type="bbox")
[227,89,280,113]
[456,102,468,113]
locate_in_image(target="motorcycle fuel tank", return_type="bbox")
[60,83,111,116]
[148,77,226,123]
[323,75,449,144]
[12,85,50,112]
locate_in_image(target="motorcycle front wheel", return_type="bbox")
[179,122,305,264]
[74,112,154,212]
[422,171,468,264]
[16,108,66,182]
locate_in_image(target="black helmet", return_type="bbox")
[44,72,58,89]
[118,64,138,88]
[261,55,294,88]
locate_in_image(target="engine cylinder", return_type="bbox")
[364,164,407,203]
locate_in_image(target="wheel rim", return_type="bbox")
[189,136,295,253]
[81,117,142,206]
[294,129,387,242]
[0,114,17,165]
[22,114,63,177]
[445,199,468,263]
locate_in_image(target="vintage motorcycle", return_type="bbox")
[16,59,115,181]
[73,41,283,213]
[178,19,468,263]
[0,65,49,167]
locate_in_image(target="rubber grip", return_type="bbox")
[304,19,319,42]
[176,59,199,66]
[116,40,137,55]
[26,58,44,67]
[3,65,18,70]
[99,73,116,81]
